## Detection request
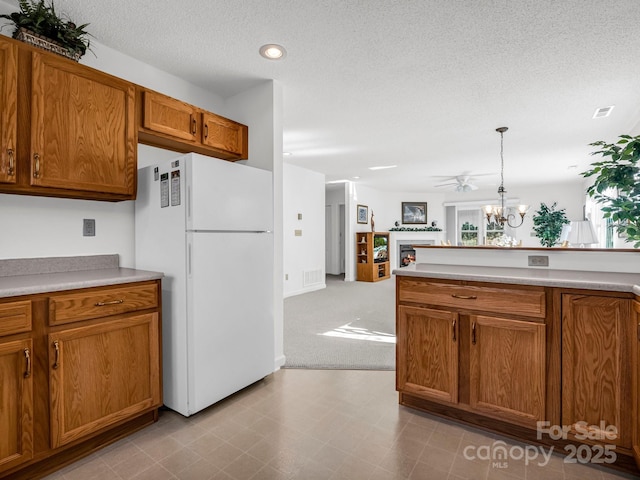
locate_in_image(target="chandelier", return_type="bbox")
[482,127,528,228]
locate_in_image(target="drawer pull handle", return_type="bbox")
[24,348,31,378]
[33,153,41,178]
[451,294,477,300]
[53,341,60,369]
[191,117,197,135]
[472,321,477,345]
[452,319,456,342]
[95,299,124,306]
[204,123,209,139]
[7,148,14,176]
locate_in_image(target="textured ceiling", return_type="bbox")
[5,0,640,194]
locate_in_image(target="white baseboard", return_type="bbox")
[274,354,286,370]
[283,283,326,298]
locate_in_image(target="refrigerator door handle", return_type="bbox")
[187,186,192,221]
[187,242,192,277]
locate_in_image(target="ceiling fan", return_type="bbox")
[435,173,497,192]
[434,175,481,192]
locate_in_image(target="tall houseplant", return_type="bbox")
[532,202,569,247]
[0,0,92,60]
[582,134,640,248]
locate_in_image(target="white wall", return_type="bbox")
[283,164,325,297]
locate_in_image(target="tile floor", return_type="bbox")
[44,369,638,480]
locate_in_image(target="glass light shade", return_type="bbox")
[567,220,598,247]
[516,205,529,215]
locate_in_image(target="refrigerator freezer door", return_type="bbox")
[185,153,273,232]
[186,231,274,415]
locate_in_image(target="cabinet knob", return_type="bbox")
[7,148,14,176]
[95,299,124,306]
[24,348,31,378]
[33,153,41,178]
[452,294,477,300]
[53,340,60,369]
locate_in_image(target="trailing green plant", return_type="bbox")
[0,0,92,57]
[532,202,569,247]
[582,134,640,248]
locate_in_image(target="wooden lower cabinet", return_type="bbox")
[0,280,162,480]
[0,339,33,472]
[562,294,633,449]
[49,313,160,448]
[634,300,640,467]
[396,306,458,404]
[469,315,545,428]
[396,305,545,428]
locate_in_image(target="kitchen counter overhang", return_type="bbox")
[0,254,163,298]
[394,263,640,294]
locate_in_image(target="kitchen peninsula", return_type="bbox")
[0,255,163,480]
[394,251,640,474]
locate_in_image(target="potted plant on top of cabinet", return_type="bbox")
[582,134,640,248]
[0,0,92,61]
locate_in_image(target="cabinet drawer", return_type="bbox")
[0,300,31,337]
[49,282,158,326]
[398,278,545,318]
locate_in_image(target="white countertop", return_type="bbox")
[394,263,640,293]
[0,255,163,298]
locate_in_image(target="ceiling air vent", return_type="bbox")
[593,106,614,119]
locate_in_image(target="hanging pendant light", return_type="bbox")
[482,127,528,228]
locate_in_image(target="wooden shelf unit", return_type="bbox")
[356,232,390,282]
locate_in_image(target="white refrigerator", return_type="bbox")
[135,153,274,417]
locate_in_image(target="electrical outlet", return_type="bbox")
[294,229,302,236]
[83,218,95,237]
[285,274,289,280]
[528,255,549,267]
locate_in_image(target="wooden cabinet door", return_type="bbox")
[397,305,459,404]
[143,90,199,142]
[562,294,633,448]
[633,300,640,467]
[201,111,248,159]
[0,40,17,184]
[0,339,33,472]
[30,51,136,197]
[469,315,545,428]
[49,313,161,448]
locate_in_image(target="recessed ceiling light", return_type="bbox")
[593,106,614,119]
[283,152,292,156]
[353,176,360,179]
[326,179,350,184]
[259,44,286,60]
[368,165,397,171]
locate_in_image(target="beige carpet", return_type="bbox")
[283,274,396,370]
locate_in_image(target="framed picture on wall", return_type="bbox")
[357,204,368,224]
[402,202,427,224]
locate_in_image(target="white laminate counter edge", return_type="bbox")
[0,268,164,298]
[394,264,640,294]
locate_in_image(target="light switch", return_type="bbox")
[294,229,302,236]
[297,213,302,220]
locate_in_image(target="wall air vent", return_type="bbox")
[593,106,614,119]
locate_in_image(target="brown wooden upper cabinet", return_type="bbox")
[139,89,248,161]
[0,35,137,201]
[29,51,136,198]
[0,41,17,185]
